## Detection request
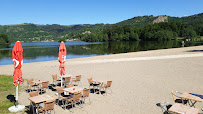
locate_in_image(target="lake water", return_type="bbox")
[0,40,203,65]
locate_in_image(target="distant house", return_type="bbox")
[82,31,91,34]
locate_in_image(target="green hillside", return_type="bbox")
[114,13,203,29]
[168,13,203,36]
[0,13,203,42]
[168,13,203,23]
[114,15,157,27]
[0,23,104,42]
[77,13,203,42]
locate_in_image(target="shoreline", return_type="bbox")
[1,45,202,66]
[1,45,203,113]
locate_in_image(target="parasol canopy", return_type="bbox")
[12,41,23,86]
[58,42,66,76]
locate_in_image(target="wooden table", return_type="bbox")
[31,81,43,90]
[61,74,72,78]
[180,92,203,107]
[63,86,83,93]
[32,81,42,85]
[93,80,107,94]
[29,94,54,104]
[28,94,55,114]
[93,80,107,84]
[169,103,199,114]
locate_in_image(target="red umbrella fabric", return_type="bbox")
[59,64,65,76]
[58,42,66,76]
[12,41,23,86]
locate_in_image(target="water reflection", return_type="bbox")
[0,40,203,65]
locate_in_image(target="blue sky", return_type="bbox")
[1,0,203,25]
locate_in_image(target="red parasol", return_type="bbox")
[12,41,23,86]
[9,41,25,111]
[58,42,66,86]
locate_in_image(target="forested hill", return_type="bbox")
[115,13,203,27]
[168,13,203,23]
[0,13,203,42]
[0,23,105,42]
[114,15,168,27]
[79,13,203,42]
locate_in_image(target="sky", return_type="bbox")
[1,0,203,25]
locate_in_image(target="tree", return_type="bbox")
[103,34,108,42]
[129,31,139,41]
[119,33,124,40]
[143,32,153,40]
[134,33,140,41]
[123,33,130,40]
[196,24,203,36]
[112,33,119,41]
[97,33,103,42]
[0,34,10,45]
[181,28,197,39]
[165,30,173,40]
[58,38,67,43]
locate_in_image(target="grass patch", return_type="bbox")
[0,75,16,113]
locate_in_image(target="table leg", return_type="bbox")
[97,83,102,95]
[30,102,35,114]
[99,84,101,95]
[30,102,38,114]
[181,99,184,105]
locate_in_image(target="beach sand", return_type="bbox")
[1,46,203,113]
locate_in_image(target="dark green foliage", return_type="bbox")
[0,34,10,45]
[139,22,196,41]
[79,22,197,42]
[58,38,67,43]
[180,28,197,39]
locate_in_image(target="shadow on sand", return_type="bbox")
[6,94,16,105]
[186,50,203,52]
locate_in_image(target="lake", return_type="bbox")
[0,40,203,65]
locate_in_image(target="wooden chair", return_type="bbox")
[66,84,74,88]
[40,81,49,94]
[52,74,61,86]
[101,80,112,95]
[39,100,55,114]
[29,91,39,97]
[156,102,172,114]
[87,77,93,86]
[171,91,188,105]
[63,76,71,87]
[26,78,35,91]
[56,87,69,109]
[87,77,99,93]
[81,88,90,104]
[67,92,82,112]
[72,75,82,86]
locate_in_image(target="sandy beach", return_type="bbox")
[1,46,203,113]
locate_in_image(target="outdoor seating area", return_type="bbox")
[27,74,112,113]
[157,91,203,114]
[87,77,112,95]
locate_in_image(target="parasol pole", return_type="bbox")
[60,64,62,87]
[16,85,18,107]
[61,76,62,87]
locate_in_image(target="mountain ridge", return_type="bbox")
[0,13,203,42]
